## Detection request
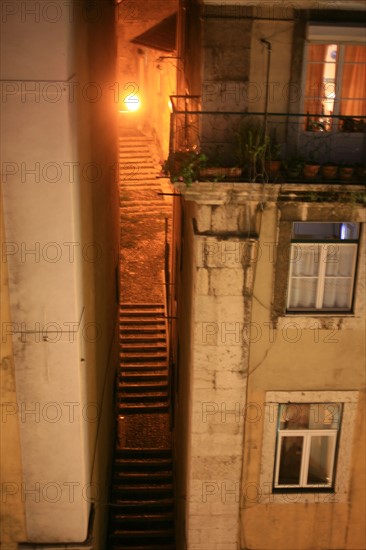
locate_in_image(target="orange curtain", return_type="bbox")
[305,45,327,114]
[340,45,366,116]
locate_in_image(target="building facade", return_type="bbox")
[168,1,366,549]
[1,1,120,547]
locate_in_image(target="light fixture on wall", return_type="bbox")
[120,95,141,113]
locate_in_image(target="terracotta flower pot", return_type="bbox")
[321,164,338,180]
[265,159,282,181]
[303,163,320,180]
[199,167,241,180]
[339,166,354,182]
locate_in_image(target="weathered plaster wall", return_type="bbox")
[0,1,119,545]
[0,189,27,548]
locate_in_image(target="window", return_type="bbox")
[287,222,359,312]
[274,403,342,489]
[259,391,358,504]
[304,26,366,132]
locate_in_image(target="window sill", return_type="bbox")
[274,312,362,332]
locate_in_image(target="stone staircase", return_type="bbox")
[118,304,169,414]
[118,132,171,217]
[109,448,175,550]
[108,127,175,549]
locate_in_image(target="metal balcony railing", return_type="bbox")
[168,96,366,184]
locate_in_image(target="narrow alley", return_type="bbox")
[108,126,175,549]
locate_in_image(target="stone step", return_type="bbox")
[120,209,171,216]
[112,483,174,498]
[120,303,164,309]
[111,515,174,530]
[118,137,154,143]
[118,402,169,414]
[120,335,166,343]
[120,319,166,326]
[120,327,166,335]
[119,316,165,323]
[119,380,168,391]
[120,203,170,210]
[119,372,168,385]
[119,390,168,401]
[120,344,167,353]
[115,448,172,459]
[113,471,172,483]
[120,310,165,318]
[120,354,167,364]
[119,163,157,170]
[120,185,164,191]
[111,528,175,550]
[119,361,168,374]
[111,544,175,550]
[119,147,151,155]
[111,498,174,513]
[114,459,172,473]
[119,179,161,185]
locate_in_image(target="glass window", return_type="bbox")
[304,42,366,132]
[287,223,359,312]
[274,403,342,489]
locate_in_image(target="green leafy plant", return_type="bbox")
[162,148,208,185]
[283,155,305,179]
[235,120,269,182]
[265,131,281,161]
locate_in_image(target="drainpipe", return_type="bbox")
[260,38,272,136]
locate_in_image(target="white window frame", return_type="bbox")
[286,222,359,313]
[259,391,358,504]
[274,428,338,489]
[287,242,358,312]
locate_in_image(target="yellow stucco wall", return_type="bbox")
[240,205,366,549]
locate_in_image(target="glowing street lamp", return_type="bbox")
[119,95,140,113]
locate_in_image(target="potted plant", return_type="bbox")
[199,153,242,180]
[321,163,338,181]
[283,155,305,180]
[162,148,208,185]
[264,132,282,181]
[235,120,268,182]
[303,152,320,181]
[339,163,355,182]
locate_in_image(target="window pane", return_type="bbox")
[288,278,317,309]
[279,404,310,429]
[307,436,335,486]
[344,45,366,63]
[325,244,355,277]
[323,278,352,309]
[292,222,359,240]
[308,44,335,63]
[292,245,319,276]
[342,63,366,99]
[278,436,303,485]
[340,45,366,116]
[308,403,342,429]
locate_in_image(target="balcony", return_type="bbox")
[168,96,366,186]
